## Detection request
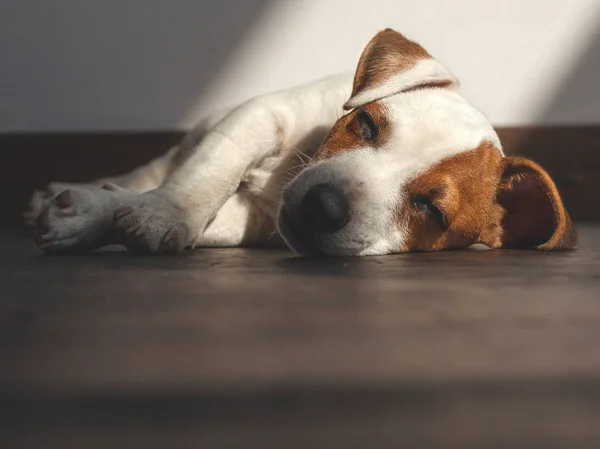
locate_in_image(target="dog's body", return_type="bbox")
[28,29,577,256]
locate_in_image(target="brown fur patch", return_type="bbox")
[494,158,578,250]
[397,143,577,252]
[398,141,504,252]
[314,102,391,160]
[350,29,430,102]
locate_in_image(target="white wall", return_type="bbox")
[1,0,600,132]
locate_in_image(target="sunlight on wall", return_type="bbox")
[185,0,600,128]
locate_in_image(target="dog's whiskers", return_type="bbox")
[266,227,280,243]
[281,144,312,165]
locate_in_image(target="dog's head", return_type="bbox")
[277,29,576,256]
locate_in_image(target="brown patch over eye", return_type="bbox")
[411,193,448,230]
[315,102,391,160]
[398,141,504,252]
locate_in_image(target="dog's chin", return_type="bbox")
[276,207,325,257]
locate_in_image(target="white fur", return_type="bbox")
[29,62,500,256]
[281,88,501,255]
[344,58,459,109]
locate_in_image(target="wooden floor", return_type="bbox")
[2,225,600,448]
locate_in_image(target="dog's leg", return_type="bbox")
[100,109,231,191]
[27,114,234,254]
[32,187,274,254]
[112,75,352,253]
[24,147,178,234]
[112,98,282,253]
[25,110,231,235]
[31,75,350,254]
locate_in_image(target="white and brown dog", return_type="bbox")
[28,29,577,256]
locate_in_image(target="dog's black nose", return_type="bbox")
[300,184,350,233]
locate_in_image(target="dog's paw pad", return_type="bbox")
[54,189,75,213]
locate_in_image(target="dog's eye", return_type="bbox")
[356,109,378,142]
[411,195,448,229]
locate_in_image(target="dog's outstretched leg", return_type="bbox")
[112,75,352,253]
[26,111,231,253]
[113,98,284,253]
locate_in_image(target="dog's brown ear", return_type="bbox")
[344,29,457,110]
[482,157,577,250]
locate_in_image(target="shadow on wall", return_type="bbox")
[0,0,273,131]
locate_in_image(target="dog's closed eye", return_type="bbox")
[355,109,378,142]
[411,194,448,229]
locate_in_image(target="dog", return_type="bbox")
[27,29,577,256]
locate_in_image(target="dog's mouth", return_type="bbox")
[276,206,325,257]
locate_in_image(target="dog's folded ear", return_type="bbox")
[344,28,458,110]
[482,157,577,251]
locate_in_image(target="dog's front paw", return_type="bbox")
[32,187,115,253]
[24,182,80,229]
[114,191,195,254]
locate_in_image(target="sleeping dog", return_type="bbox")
[27,29,577,256]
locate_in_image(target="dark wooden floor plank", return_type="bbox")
[2,225,600,448]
